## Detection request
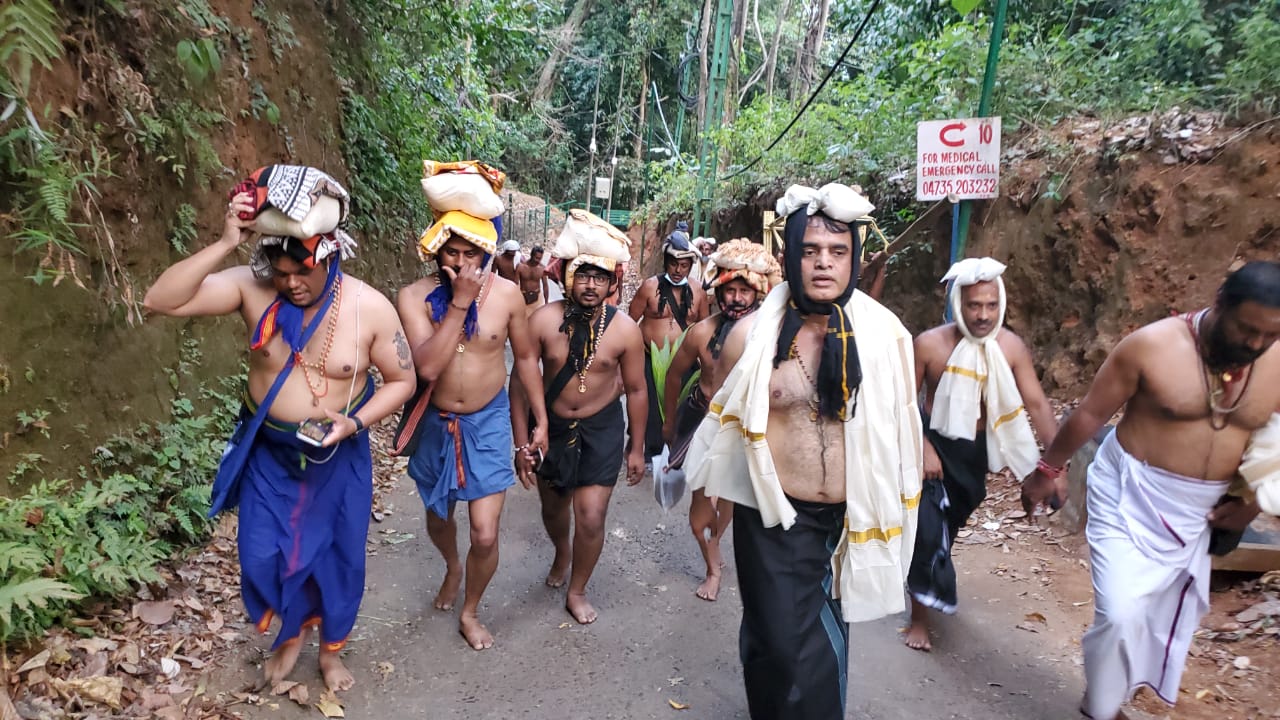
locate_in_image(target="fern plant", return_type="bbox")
[0,0,64,97]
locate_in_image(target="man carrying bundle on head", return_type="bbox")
[903,257,1058,651]
[660,238,780,601]
[395,160,549,650]
[685,184,922,720]
[143,165,416,691]
[511,209,647,625]
[629,222,710,458]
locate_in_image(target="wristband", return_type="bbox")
[351,415,365,434]
[1036,458,1066,480]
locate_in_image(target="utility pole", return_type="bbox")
[952,0,1008,263]
[585,64,603,211]
[691,0,733,239]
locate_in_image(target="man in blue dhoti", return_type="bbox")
[143,166,416,692]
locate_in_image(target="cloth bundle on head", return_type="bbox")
[772,183,875,421]
[929,257,1039,479]
[234,165,358,280]
[550,208,631,289]
[417,160,506,260]
[662,231,700,261]
[502,240,520,254]
[709,238,782,296]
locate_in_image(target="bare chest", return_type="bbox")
[1142,356,1279,430]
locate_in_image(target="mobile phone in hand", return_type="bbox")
[296,418,333,447]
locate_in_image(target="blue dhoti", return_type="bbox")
[408,388,517,520]
[212,379,373,651]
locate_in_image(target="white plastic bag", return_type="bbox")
[250,195,343,239]
[652,445,686,510]
[421,172,505,219]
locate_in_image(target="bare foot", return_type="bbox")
[903,619,932,651]
[695,572,722,601]
[263,636,304,685]
[565,592,598,624]
[434,567,462,610]
[319,649,354,692]
[459,614,494,650]
[545,557,569,588]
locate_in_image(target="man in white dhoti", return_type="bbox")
[904,257,1058,651]
[1023,261,1280,719]
[685,183,922,720]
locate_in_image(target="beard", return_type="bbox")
[1206,320,1265,369]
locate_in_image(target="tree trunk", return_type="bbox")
[634,59,649,161]
[764,0,793,102]
[532,0,596,105]
[695,0,713,135]
[793,0,830,101]
[724,0,750,123]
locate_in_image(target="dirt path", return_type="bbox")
[207,463,1094,719]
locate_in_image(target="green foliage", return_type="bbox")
[168,203,198,255]
[175,37,221,85]
[247,81,281,125]
[0,0,63,96]
[0,373,242,641]
[0,122,110,259]
[251,1,301,64]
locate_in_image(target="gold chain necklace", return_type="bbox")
[296,275,343,407]
[575,307,609,393]
[1191,309,1255,431]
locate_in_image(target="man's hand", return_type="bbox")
[319,410,360,447]
[515,447,540,490]
[224,192,256,245]
[1208,497,1260,533]
[661,418,676,445]
[923,439,943,481]
[1020,467,1066,520]
[442,263,487,306]
[625,449,645,486]
[529,423,549,456]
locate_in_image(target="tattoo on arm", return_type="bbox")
[393,330,412,370]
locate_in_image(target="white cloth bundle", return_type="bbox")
[1241,412,1280,515]
[684,284,922,623]
[421,172,504,219]
[551,208,632,263]
[775,183,875,223]
[930,258,1039,479]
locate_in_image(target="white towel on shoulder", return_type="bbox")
[929,258,1039,479]
[1241,412,1280,515]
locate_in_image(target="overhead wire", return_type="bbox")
[719,0,884,182]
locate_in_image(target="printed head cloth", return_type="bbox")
[662,221,699,261]
[943,257,1007,342]
[709,238,782,297]
[772,182,876,421]
[239,165,358,279]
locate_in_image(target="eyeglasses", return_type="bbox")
[574,273,612,286]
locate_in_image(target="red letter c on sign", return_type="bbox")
[940,123,966,147]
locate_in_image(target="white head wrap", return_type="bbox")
[502,240,520,253]
[942,257,1007,341]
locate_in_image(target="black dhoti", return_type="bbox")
[734,499,848,720]
[907,412,988,613]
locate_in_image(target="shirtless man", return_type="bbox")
[512,250,647,625]
[904,258,1057,651]
[493,240,521,283]
[397,212,549,650]
[1023,261,1279,720]
[517,245,550,317]
[686,184,921,720]
[628,230,708,457]
[143,180,416,692]
[660,239,780,601]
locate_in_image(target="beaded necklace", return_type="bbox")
[296,275,343,406]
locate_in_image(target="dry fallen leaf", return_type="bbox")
[316,689,346,718]
[51,676,124,709]
[133,600,176,626]
[272,680,300,696]
[1195,689,1212,700]
[1024,612,1047,624]
[668,699,690,710]
[288,683,310,706]
[160,657,181,679]
[17,649,50,674]
[376,661,395,682]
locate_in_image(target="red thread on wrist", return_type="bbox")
[1037,458,1066,479]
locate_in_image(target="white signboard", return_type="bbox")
[594,177,612,199]
[916,117,1001,201]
